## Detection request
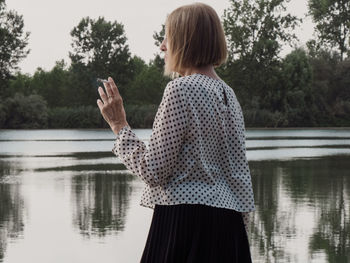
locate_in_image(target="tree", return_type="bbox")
[223,0,301,63]
[309,51,337,125]
[150,24,166,73]
[69,16,133,106]
[222,0,302,110]
[153,24,165,48]
[126,64,168,105]
[124,23,170,106]
[0,0,30,97]
[30,60,70,108]
[123,55,147,103]
[308,0,350,61]
[7,72,33,96]
[280,48,315,126]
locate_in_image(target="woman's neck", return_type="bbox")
[181,65,221,81]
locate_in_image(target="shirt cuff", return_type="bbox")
[111,124,131,157]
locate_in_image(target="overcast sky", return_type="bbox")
[7,0,315,75]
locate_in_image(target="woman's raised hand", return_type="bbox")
[97,77,129,134]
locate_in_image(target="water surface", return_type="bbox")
[0,128,349,263]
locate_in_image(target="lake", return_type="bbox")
[0,128,349,263]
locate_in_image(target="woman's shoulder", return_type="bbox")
[166,73,233,96]
[165,76,190,95]
[162,77,189,103]
[167,75,192,86]
[174,73,228,86]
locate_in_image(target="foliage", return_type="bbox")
[244,108,285,127]
[1,2,350,129]
[222,0,302,110]
[126,64,168,105]
[69,16,134,105]
[280,48,315,126]
[48,105,102,128]
[47,104,158,129]
[150,24,166,73]
[0,102,6,127]
[153,23,165,48]
[308,0,350,61]
[8,60,72,108]
[31,60,70,107]
[124,104,158,128]
[7,72,33,96]
[0,0,30,97]
[0,92,48,128]
[223,0,301,62]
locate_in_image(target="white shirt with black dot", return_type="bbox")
[112,73,255,233]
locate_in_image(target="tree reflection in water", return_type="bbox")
[70,172,135,237]
[248,156,350,263]
[0,161,25,262]
[0,152,349,263]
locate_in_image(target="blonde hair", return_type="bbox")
[163,2,228,78]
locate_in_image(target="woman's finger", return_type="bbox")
[108,77,120,97]
[97,99,104,111]
[98,86,108,104]
[103,81,114,98]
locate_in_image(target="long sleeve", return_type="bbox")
[112,79,188,188]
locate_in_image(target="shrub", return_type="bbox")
[1,92,48,128]
[48,105,102,128]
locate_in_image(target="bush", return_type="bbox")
[1,92,48,128]
[48,105,102,128]
[244,109,286,128]
[124,104,158,128]
[47,104,158,129]
[0,103,6,127]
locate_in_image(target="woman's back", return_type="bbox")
[112,72,255,214]
[140,73,255,213]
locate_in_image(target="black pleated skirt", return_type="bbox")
[140,203,252,263]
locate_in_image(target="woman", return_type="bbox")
[97,2,255,262]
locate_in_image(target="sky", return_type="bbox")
[6,0,315,75]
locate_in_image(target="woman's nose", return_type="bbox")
[160,38,167,51]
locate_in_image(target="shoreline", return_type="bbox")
[1,127,350,131]
[245,127,350,130]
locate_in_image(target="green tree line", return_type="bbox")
[0,0,349,129]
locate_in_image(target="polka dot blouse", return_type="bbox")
[112,73,255,231]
